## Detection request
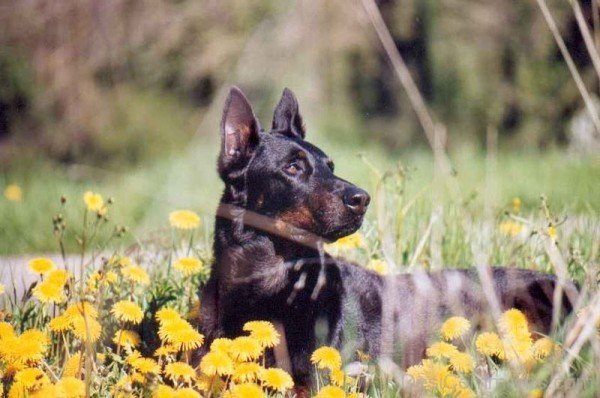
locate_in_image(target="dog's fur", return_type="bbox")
[198,87,578,393]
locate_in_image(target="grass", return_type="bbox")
[0,150,599,396]
[1,138,598,255]
[0,139,599,396]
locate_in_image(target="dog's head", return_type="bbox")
[217,87,370,241]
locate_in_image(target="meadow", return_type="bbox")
[0,139,599,397]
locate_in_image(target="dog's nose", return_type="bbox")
[343,187,370,215]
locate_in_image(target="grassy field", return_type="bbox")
[1,138,598,256]
[1,135,599,396]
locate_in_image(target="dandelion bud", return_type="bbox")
[60,195,67,204]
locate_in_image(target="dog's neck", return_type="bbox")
[214,198,325,261]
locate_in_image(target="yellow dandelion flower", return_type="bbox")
[173,388,201,398]
[112,300,144,324]
[4,184,23,202]
[27,258,55,274]
[49,314,72,332]
[499,221,524,237]
[196,374,217,392]
[63,354,82,378]
[324,233,364,253]
[311,346,342,370]
[122,265,150,285]
[87,270,116,292]
[169,210,201,229]
[416,359,466,396]
[174,257,204,276]
[440,316,471,341]
[499,309,533,363]
[130,372,146,384]
[330,368,346,386]
[86,272,100,292]
[156,308,181,324]
[65,302,98,320]
[131,357,161,375]
[154,344,178,357]
[70,316,102,342]
[406,363,424,380]
[449,352,475,374]
[83,191,104,212]
[111,256,133,268]
[233,362,263,383]
[229,336,263,361]
[14,368,50,390]
[512,197,522,213]
[315,385,346,398]
[243,321,280,348]
[259,368,294,392]
[164,362,197,384]
[528,389,544,398]
[127,350,142,365]
[476,332,505,359]
[210,337,233,353]
[47,269,71,287]
[426,341,459,358]
[56,377,85,398]
[30,384,61,398]
[533,337,558,360]
[11,329,49,364]
[113,329,141,348]
[0,321,15,340]
[105,271,118,283]
[456,387,476,398]
[33,280,65,303]
[154,384,176,398]
[366,259,389,275]
[0,283,5,295]
[547,226,557,239]
[230,383,265,398]
[200,351,234,376]
[500,308,530,337]
[172,328,204,351]
[158,318,204,351]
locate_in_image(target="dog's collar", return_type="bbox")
[216,203,329,250]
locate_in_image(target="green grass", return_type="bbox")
[0,146,598,396]
[1,138,598,255]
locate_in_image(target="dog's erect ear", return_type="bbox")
[272,88,305,139]
[219,87,260,178]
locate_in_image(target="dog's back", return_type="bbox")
[340,263,578,367]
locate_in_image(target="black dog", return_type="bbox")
[199,86,367,394]
[199,87,578,393]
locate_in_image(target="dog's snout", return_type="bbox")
[343,187,370,215]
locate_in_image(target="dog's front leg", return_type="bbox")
[285,318,316,397]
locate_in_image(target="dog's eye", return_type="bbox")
[284,161,303,176]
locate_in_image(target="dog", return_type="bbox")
[198,86,578,394]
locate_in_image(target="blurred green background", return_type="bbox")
[0,0,598,255]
